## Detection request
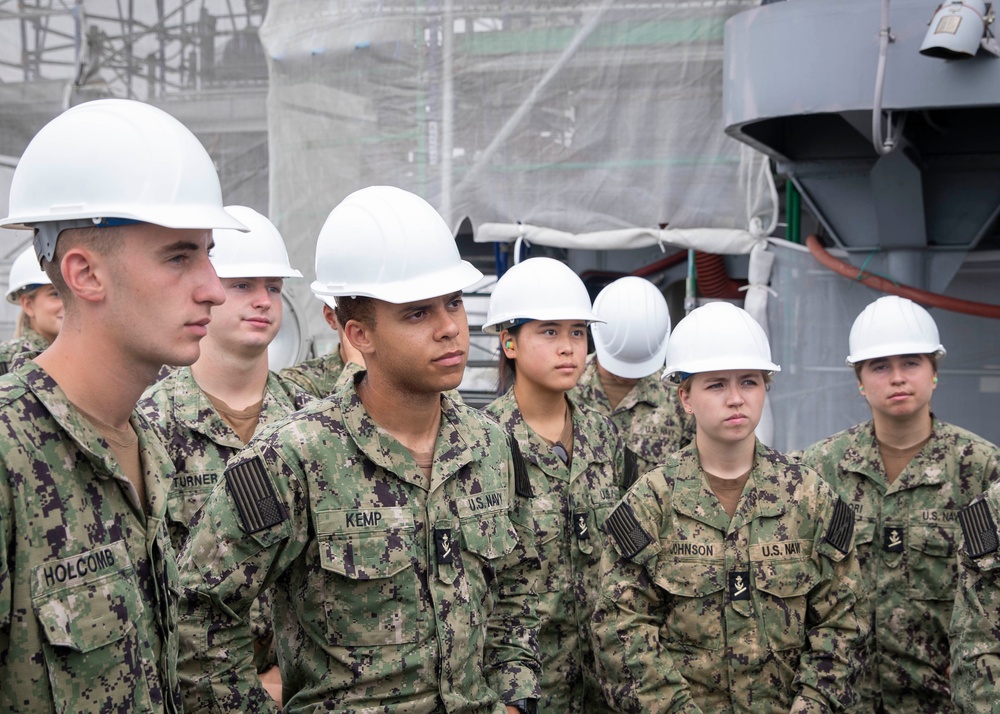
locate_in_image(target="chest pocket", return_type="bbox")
[908,523,959,600]
[318,509,419,647]
[166,471,224,535]
[752,544,818,651]
[31,541,154,712]
[653,556,725,651]
[529,498,562,593]
[578,487,618,556]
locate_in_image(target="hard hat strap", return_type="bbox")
[32,217,142,265]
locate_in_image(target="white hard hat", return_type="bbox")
[211,206,302,279]
[310,186,482,305]
[1,98,246,263]
[592,276,671,379]
[482,257,602,334]
[846,295,946,365]
[664,301,780,381]
[6,244,52,304]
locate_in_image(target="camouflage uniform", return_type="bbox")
[572,354,694,477]
[592,441,869,714]
[176,373,541,713]
[0,326,49,375]
[485,390,626,714]
[139,366,312,550]
[276,347,351,399]
[139,367,313,673]
[950,478,1000,713]
[798,418,1000,713]
[0,361,180,713]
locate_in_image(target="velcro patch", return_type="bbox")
[434,528,454,565]
[623,448,639,491]
[226,457,287,534]
[823,497,854,554]
[959,499,1000,558]
[605,501,652,559]
[883,526,904,553]
[509,436,534,499]
[574,511,590,541]
[729,570,751,601]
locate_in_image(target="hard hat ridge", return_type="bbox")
[311,185,483,304]
[482,257,602,335]
[592,276,671,379]
[663,301,779,381]
[211,206,302,279]
[0,98,247,263]
[846,295,945,365]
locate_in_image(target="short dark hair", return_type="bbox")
[42,225,123,304]
[334,296,376,329]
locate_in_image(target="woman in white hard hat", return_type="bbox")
[592,300,869,713]
[797,295,1000,714]
[483,257,626,714]
[0,244,63,373]
[573,276,694,478]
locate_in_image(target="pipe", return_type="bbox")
[805,234,1000,319]
[694,251,745,299]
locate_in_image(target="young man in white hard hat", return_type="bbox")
[592,301,869,713]
[572,275,694,479]
[0,98,242,712]
[140,206,310,703]
[176,186,541,714]
[483,257,624,713]
[0,243,63,373]
[797,295,1000,714]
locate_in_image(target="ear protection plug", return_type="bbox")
[933,375,938,385]
[505,340,513,350]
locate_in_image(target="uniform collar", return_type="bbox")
[20,327,50,353]
[340,374,477,492]
[16,360,173,520]
[577,353,661,413]
[171,366,298,447]
[839,418,949,492]
[670,440,786,533]
[487,389,604,483]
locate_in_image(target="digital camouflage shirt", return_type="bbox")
[950,477,1000,713]
[139,366,312,550]
[139,366,313,672]
[572,354,694,478]
[485,390,626,714]
[798,418,1000,714]
[0,361,180,713]
[592,440,869,714]
[176,376,542,713]
[0,327,49,376]
[276,347,351,399]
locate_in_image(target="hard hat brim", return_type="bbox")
[311,260,484,305]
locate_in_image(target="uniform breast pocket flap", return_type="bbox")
[31,541,140,653]
[460,510,519,561]
[908,523,959,601]
[654,556,725,651]
[753,557,818,651]
[318,523,419,646]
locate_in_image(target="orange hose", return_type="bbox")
[805,234,1000,319]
